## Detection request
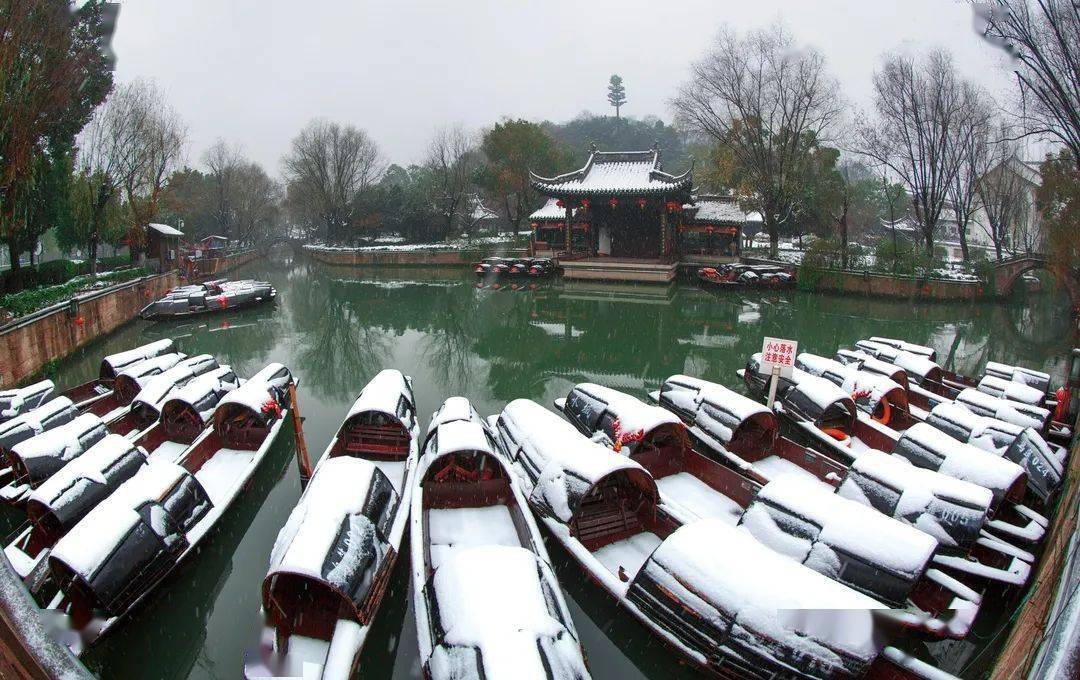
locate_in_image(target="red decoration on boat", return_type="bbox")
[611,417,645,453]
[261,398,282,418]
[1055,387,1070,422]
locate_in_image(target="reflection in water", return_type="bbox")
[42,253,1072,680]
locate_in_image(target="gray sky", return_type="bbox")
[111,0,1015,174]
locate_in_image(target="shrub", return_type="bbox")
[0,267,147,319]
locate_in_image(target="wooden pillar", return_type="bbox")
[288,382,313,484]
[564,204,573,254]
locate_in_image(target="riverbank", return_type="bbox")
[305,244,529,267]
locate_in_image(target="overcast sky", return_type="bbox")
[111,0,1016,174]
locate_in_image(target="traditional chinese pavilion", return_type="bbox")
[679,194,746,259]
[530,144,693,261]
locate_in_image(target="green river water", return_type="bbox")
[10,251,1074,679]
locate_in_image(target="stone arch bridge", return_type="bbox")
[993,255,1079,309]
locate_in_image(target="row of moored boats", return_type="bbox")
[0,336,1070,679]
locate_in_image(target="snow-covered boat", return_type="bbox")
[559,383,980,639]
[43,362,293,654]
[412,397,589,680]
[0,397,80,478]
[139,279,276,320]
[60,339,175,409]
[133,366,242,464]
[246,369,419,680]
[81,352,188,419]
[697,264,796,290]
[668,374,1033,588]
[103,354,221,435]
[490,399,946,679]
[473,257,554,279]
[0,380,55,423]
[527,258,555,276]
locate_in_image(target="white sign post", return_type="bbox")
[761,336,798,409]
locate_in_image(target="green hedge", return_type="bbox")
[0,267,147,319]
[0,255,134,294]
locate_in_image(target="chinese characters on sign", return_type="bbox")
[761,337,798,378]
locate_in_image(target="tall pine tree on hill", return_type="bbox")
[607,75,627,119]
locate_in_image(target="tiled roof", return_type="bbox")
[529,198,575,222]
[530,148,692,198]
[147,223,183,237]
[684,195,749,224]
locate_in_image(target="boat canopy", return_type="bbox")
[49,461,213,617]
[0,397,78,454]
[984,362,1051,396]
[955,388,1050,431]
[336,369,416,456]
[926,402,1061,503]
[854,341,942,385]
[264,457,398,634]
[159,367,242,442]
[744,475,936,606]
[775,370,857,431]
[834,350,909,390]
[99,339,174,379]
[562,383,682,449]
[837,452,992,553]
[425,395,478,437]
[113,353,186,404]
[26,435,147,542]
[493,399,657,526]
[977,375,1045,407]
[213,364,293,445]
[0,380,55,422]
[867,337,937,362]
[627,518,885,679]
[129,355,221,426]
[8,414,107,488]
[656,375,777,458]
[892,423,1024,507]
[796,353,908,415]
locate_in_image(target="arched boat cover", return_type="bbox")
[836,452,992,552]
[129,355,221,424]
[955,388,1050,431]
[867,337,937,362]
[49,461,213,617]
[0,380,55,422]
[99,339,174,379]
[834,350,909,390]
[265,457,398,624]
[342,369,415,434]
[976,375,1045,407]
[213,363,293,434]
[745,355,857,429]
[159,367,242,432]
[0,397,78,454]
[562,383,681,447]
[854,341,942,385]
[891,423,1024,506]
[984,362,1050,396]
[656,375,777,456]
[425,395,477,438]
[113,353,187,403]
[26,434,147,537]
[627,518,885,678]
[743,476,936,606]
[492,400,657,525]
[925,403,1061,503]
[795,353,908,414]
[9,414,108,487]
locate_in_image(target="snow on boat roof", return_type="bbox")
[984,361,1050,393]
[269,456,387,582]
[644,519,886,665]
[0,380,55,419]
[895,423,1023,496]
[51,461,192,576]
[10,413,103,462]
[215,363,292,419]
[430,419,493,458]
[344,369,412,426]
[867,337,936,361]
[977,375,1045,406]
[756,476,937,577]
[0,396,76,442]
[956,388,1049,428]
[117,353,185,382]
[100,339,174,377]
[571,383,681,434]
[849,451,993,510]
[430,544,576,679]
[427,395,478,435]
[28,434,145,508]
[664,374,772,423]
[131,355,219,410]
[853,342,939,380]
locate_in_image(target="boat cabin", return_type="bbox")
[210,364,293,451]
[984,361,1051,397]
[153,367,242,447]
[854,341,944,388]
[126,355,221,431]
[955,388,1051,431]
[107,353,187,409]
[977,375,1046,407]
[5,414,108,498]
[834,350,910,391]
[0,397,79,457]
[795,353,911,426]
[867,337,937,362]
[328,370,417,489]
[0,380,55,423]
[98,340,175,380]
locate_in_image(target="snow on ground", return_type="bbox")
[304,235,523,253]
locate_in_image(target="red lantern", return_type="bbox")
[75,316,85,327]
[637,198,647,209]
[580,199,590,209]
[531,222,539,229]
[705,226,714,234]
[609,197,619,208]
[556,199,565,208]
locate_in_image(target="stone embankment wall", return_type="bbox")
[306,247,529,267]
[803,269,984,301]
[195,249,260,278]
[0,272,179,388]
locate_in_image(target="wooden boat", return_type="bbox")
[0,380,56,423]
[474,257,554,279]
[246,369,419,680]
[558,383,981,639]
[744,354,1046,547]
[83,352,188,420]
[412,397,589,680]
[61,339,175,409]
[106,354,221,435]
[527,257,555,277]
[490,399,949,680]
[43,362,293,654]
[2,367,243,598]
[662,374,1035,588]
[835,349,1066,506]
[0,397,81,485]
[473,257,510,278]
[139,279,276,320]
[697,264,796,290]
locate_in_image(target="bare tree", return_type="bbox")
[426,125,479,240]
[976,132,1032,259]
[949,100,996,261]
[203,140,245,240]
[281,119,382,244]
[233,162,282,244]
[856,50,984,256]
[975,1,1080,168]
[672,23,842,257]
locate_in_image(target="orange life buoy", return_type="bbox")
[872,397,892,426]
[822,427,849,441]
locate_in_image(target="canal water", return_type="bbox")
[13,251,1074,679]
